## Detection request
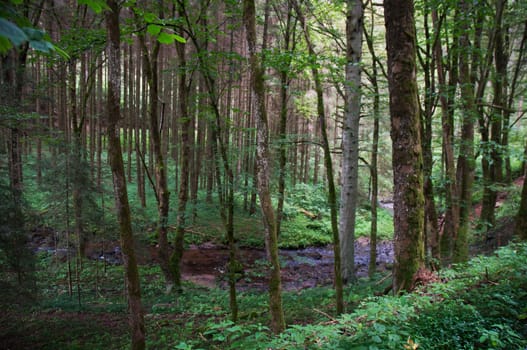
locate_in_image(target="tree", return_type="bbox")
[104,1,145,348]
[133,4,174,291]
[292,0,344,315]
[453,0,477,263]
[515,166,527,240]
[362,0,384,277]
[339,0,363,284]
[243,0,285,333]
[384,0,425,293]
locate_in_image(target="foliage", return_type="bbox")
[0,1,68,57]
[36,145,109,237]
[0,165,36,307]
[6,238,527,349]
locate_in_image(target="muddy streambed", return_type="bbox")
[31,228,394,291]
[181,238,393,291]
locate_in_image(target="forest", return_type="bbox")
[1,0,527,348]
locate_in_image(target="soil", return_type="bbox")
[28,176,524,292]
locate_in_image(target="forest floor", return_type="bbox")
[2,177,524,349]
[28,177,525,293]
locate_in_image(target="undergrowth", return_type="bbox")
[3,242,525,349]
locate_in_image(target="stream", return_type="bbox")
[31,227,394,291]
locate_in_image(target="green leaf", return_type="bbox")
[29,39,53,52]
[22,27,44,41]
[173,34,186,43]
[146,24,161,36]
[52,44,70,59]
[77,0,110,14]
[0,18,28,47]
[157,31,186,44]
[143,12,156,23]
[0,36,13,53]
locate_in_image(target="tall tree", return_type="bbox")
[170,9,192,292]
[243,0,285,333]
[292,0,344,314]
[453,0,477,263]
[479,0,506,233]
[339,0,363,284]
[515,161,527,240]
[433,6,459,258]
[384,0,425,293]
[363,0,383,277]
[134,3,174,291]
[105,1,145,348]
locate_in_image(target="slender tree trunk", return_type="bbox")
[292,0,344,314]
[243,0,285,333]
[136,15,174,290]
[514,163,527,240]
[479,0,506,233]
[453,0,477,263]
[105,2,145,348]
[276,3,294,238]
[384,0,425,293]
[170,20,191,292]
[363,4,380,276]
[339,0,363,284]
[433,8,459,259]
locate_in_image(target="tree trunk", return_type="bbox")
[105,2,146,348]
[243,0,285,333]
[292,0,344,314]
[384,0,425,293]
[170,20,191,292]
[363,2,380,277]
[136,14,174,290]
[433,9,459,259]
[479,0,506,234]
[339,0,363,284]
[514,171,527,240]
[276,3,294,238]
[453,0,477,263]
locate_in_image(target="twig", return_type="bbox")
[313,308,338,322]
[375,272,392,286]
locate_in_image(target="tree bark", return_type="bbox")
[363,2,380,277]
[453,0,477,263]
[243,0,285,333]
[292,0,344,314]
[433,8,459,259]
[339,0,363,284]
[135,11,174,290]
[170,4,192,291]
[105,1,146,348]
[276,2,294,238]
[384,0,425,293]
[479,0,506,233]
[514,171,527,240]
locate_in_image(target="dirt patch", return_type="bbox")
[177,239,394,291]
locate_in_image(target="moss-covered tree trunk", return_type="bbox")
[105,2,145,348]
[243,0,285,333]
[453,0,476,263]
[384,0,425,293]
[170,25,191,293]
